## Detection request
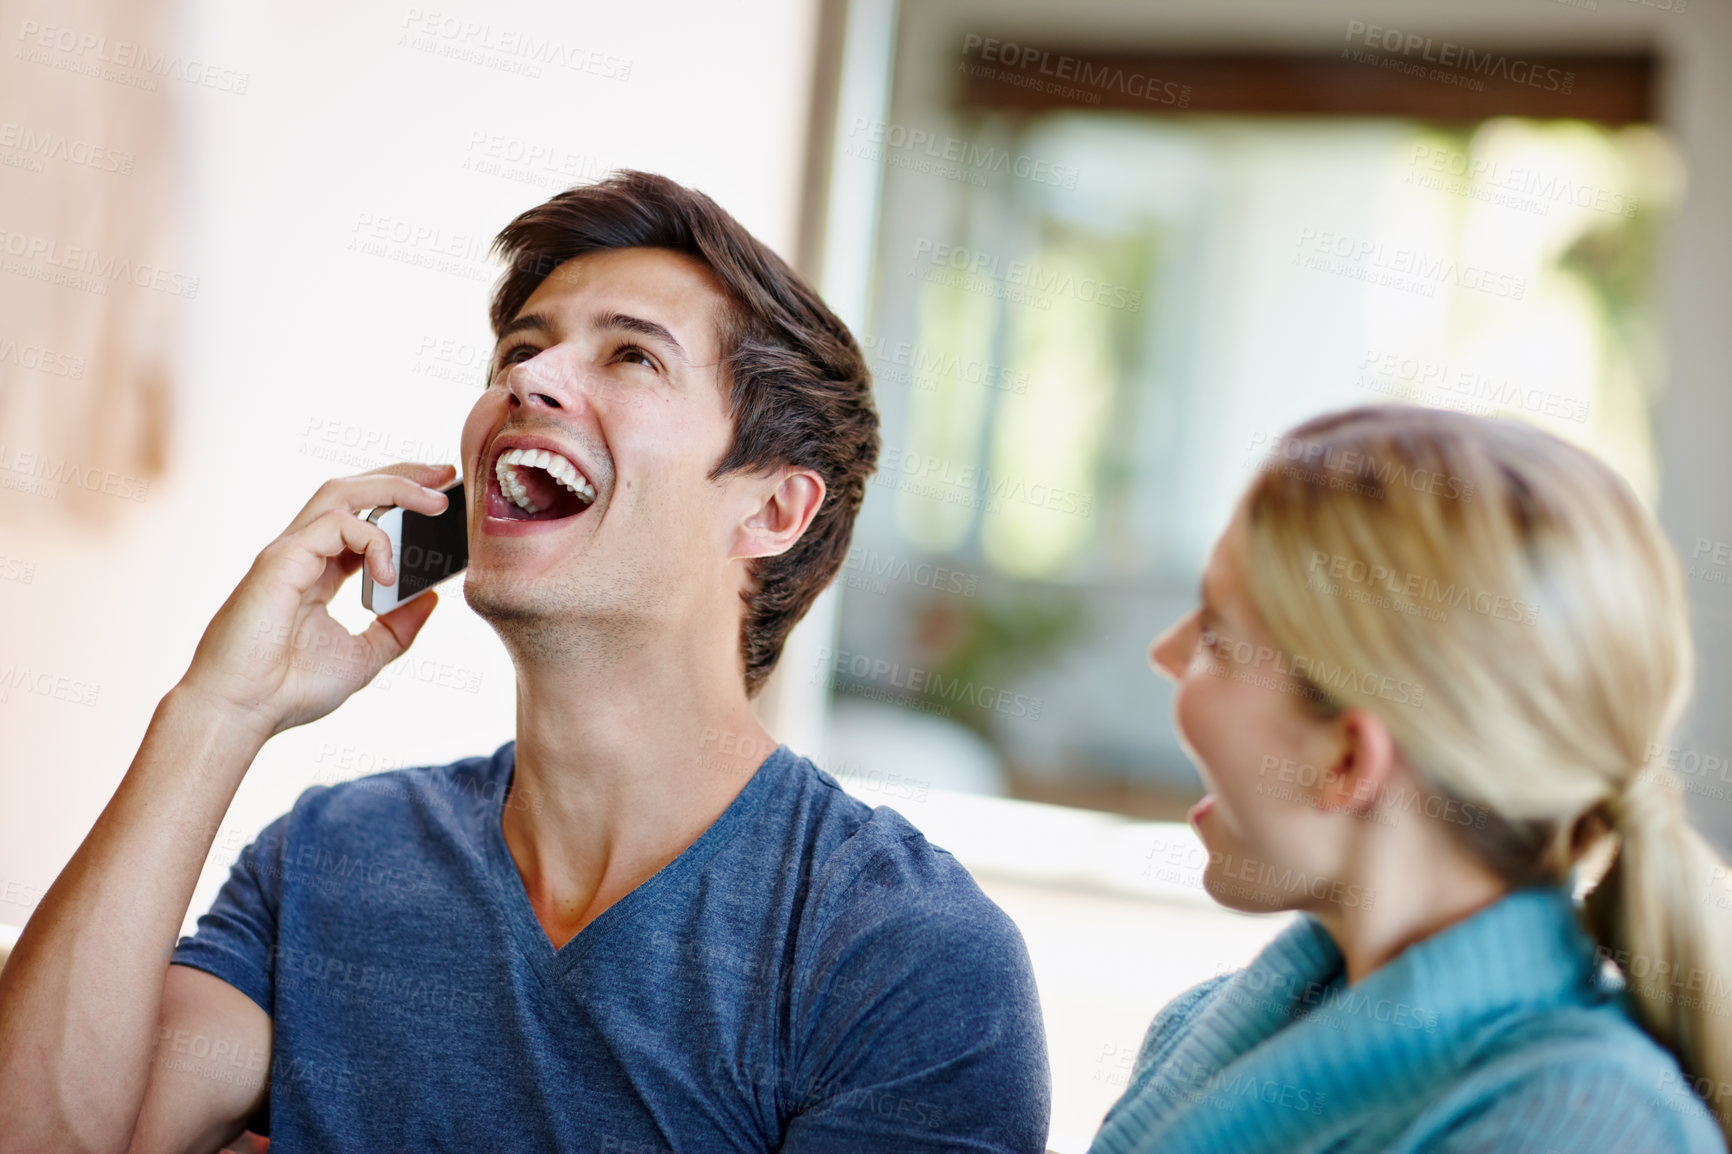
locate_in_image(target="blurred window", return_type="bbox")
[835,106,1680,814]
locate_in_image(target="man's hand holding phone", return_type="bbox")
[178,462,458,742]
[0,462,462,1153]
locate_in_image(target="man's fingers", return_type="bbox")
[283,464,457,536]
[327,548,365,581]
[259,508,395,594]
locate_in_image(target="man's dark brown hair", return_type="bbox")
[488,170,879,697]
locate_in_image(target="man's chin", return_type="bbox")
[460,557,676,658]
[460,569,557,625]
[460,568,630,635]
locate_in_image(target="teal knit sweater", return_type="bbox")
[1089,885,1726,1153]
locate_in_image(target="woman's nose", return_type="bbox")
[1149,615,1194,680]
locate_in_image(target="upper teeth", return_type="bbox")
[493,447,595,514]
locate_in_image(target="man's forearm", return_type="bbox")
[0,686,267,1153]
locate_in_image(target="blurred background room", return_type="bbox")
[2,0,1730,1148]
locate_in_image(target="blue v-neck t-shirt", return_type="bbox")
[171,742,1051,1152]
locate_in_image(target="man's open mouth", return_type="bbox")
[490,447,597,522]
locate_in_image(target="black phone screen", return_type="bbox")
[398,480,468,598]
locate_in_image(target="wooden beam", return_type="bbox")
[954,46,1657,124]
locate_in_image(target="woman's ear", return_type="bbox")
[732,468,825,561]
[1316,709,1401,817]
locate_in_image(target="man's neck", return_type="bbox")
[497,628,778,949]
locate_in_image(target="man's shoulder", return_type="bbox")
[784,749,954,883]
[778,751,1022,950]
[285,742,514,836]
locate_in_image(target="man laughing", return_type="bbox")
[0,172,1051,1154]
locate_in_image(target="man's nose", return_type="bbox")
[503,352,582,413]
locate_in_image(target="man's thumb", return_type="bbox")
[360,590,440,675]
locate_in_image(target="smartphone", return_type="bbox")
[362,478,468,613]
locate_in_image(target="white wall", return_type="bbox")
[0,0,819,932]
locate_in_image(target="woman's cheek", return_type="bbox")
[1171,669,1224,776]
[1179,673,1275,824]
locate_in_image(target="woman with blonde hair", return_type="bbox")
[1092,404,1732,1153]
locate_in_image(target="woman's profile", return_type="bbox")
[1092,404,1731,1153]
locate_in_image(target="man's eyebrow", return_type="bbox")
[594,311,688,363]
[493,309,694,365]
[496,312,554,344]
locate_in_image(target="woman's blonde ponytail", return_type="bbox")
[1586,771,1732,1133]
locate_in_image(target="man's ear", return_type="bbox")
[1316,708,1400,817]
[731,468,826,562]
